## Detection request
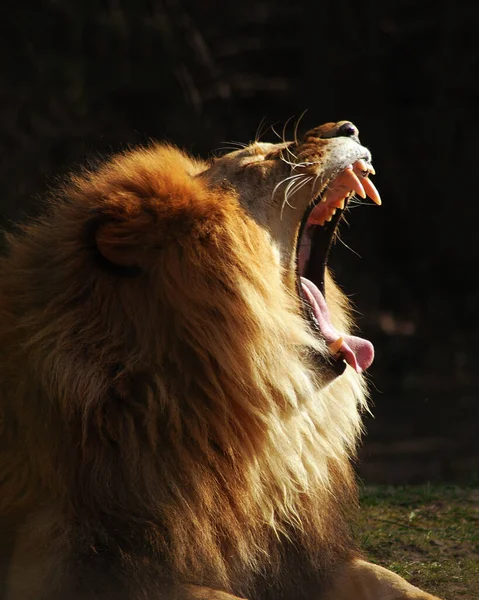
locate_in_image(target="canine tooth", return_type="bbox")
[362,176,382,205]
[325,208,337,222]
[343,167,366,199]
[355,159,368,174]
[354,159,376,176]
[328,337,343,355]
[354,159,369,176]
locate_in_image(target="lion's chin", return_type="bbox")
[296,160,380,374]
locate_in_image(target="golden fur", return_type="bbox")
[0,125,441,600]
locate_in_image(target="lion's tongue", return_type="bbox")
[300,277,374,373]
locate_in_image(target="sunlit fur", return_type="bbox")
[0,144,368,598]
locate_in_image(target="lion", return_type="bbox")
[0,120,441,600]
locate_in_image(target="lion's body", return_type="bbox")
[0,128,440,599]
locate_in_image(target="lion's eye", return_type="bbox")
[263,151,278,160]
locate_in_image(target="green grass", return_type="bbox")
[355,485,479,599]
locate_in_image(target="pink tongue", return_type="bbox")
[301,277,374,373]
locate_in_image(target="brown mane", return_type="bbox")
[1,143,367,598]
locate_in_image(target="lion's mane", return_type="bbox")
[0,145,367,597]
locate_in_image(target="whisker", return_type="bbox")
[271,120,299,164]
[271,124,284,143]
[216,146,244,153]
[279,152,299,168]
[281,174,313,221]
[346,194,369,208]
[279,153,323,168]
[284,178,314,218]
[270,125,301,164]
[310,173,325,204]
[216,141,250,154]
[271,174,303,202]
[255,117,268,142]
[230,140,248,148]
[283,139,299,161]
[218,141,242,148]
[293,109,308,146]
[335,230,362,258]
[288,175,313,199]
[282,115,296,145]
[281,178,302,219]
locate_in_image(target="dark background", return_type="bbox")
[1,0,478,483]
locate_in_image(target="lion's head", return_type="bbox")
[200,120,379,376]
[0,120,380,595]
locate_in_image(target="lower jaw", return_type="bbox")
[297,213,347,381]
[298,208,344,296]
[310,347,347,380]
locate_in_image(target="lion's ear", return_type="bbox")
[94,211,156,268]
[83,145,216,269]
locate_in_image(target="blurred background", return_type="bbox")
[1,0,478,484]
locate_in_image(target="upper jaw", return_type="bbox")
[283,137,379,269]
[292,137,373,198]
[292,137,380,285]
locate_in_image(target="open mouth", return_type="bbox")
[296,159,381,375]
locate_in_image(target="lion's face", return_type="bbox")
[201,121,380,376]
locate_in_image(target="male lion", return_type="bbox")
[0,121,441,600]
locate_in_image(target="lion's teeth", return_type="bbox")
[354,158,375,176]
[354,159,369,175]
[325,208,337,222]
[361,176,381,205]
[328,337,344,355]
[337,198,346,210]
[343,167,366,199]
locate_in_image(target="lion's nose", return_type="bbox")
[335,121,359,138]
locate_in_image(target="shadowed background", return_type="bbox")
[1,0,478,483]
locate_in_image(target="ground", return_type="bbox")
[356,485,479,599]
